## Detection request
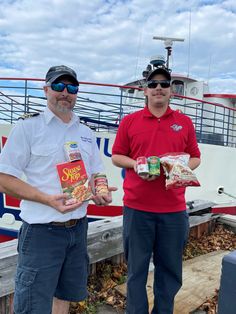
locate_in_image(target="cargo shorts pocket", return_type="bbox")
[14,266,37,314]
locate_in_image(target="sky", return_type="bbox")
[0,0,236,93]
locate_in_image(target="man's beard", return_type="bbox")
[55,101,74,113]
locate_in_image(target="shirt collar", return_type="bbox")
[143,105,174,119]
[43,107,80,125]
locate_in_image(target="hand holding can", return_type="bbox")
[136,156,160,180]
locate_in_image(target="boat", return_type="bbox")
[0,37,235,242]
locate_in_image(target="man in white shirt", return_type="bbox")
[0,65,116,314]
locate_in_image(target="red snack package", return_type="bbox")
[160,153,200,189]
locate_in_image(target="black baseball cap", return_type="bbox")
[146,67,171,81]
[45,65,79,85]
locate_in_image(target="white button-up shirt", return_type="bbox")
[0,107,104,223]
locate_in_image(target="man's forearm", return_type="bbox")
[112,154,136,169]
[188,157,201,170]
[0,173,49,205]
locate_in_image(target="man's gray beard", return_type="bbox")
[55,103,73,113]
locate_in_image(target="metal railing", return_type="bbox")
[0,78,236,146]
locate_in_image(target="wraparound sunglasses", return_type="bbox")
[49,82,79,94]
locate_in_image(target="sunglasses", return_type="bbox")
[50,82,79,94]
[147,80,171,89]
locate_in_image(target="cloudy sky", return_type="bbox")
[0,0,236,93]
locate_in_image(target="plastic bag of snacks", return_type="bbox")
[160,153,200,189]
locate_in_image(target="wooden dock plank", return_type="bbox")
[115,250,228,314]
[174,250,227,313]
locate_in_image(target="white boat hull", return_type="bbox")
[0,125,235,241]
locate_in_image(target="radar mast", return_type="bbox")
[153,36,184,69]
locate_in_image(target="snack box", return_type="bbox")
[56,160,92,204]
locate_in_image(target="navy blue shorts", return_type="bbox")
[14,217,89,314]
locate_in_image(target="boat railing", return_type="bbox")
[171,97,236,147]
[0,78,235,146]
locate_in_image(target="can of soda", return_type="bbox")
[137,157,149,177]
[94,173,109,195]
[148,156,160,176]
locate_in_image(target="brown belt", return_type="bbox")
[50,219,80,228]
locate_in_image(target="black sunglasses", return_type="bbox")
[147,80,171,89]
[50,82,79,94]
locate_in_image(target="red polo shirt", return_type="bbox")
[112,106,201,213]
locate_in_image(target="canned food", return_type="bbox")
[136,156,149,177]
[94,173,109,195]
[148,156,160,176]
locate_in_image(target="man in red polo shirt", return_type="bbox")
[112,66,201,314]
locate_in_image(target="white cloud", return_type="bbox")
[0,0,236,93]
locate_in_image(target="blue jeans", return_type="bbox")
[123,206,189,314]
[14,217,89,314]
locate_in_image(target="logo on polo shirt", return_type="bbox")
[171,124,183,132]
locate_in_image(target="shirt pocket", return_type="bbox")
[31,144,59,157]
[30,144,60,167]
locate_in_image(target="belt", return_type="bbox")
[50,218,80,228]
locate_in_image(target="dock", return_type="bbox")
[0,214,225,313]
[115,250,228,313]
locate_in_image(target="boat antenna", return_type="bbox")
[153,36,185,69]
[187,11,192,77]
[134,29,143,80]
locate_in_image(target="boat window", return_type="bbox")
[172,80,184,96]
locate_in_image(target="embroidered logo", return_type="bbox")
[81,136,92,143]
[171,124,183,132]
